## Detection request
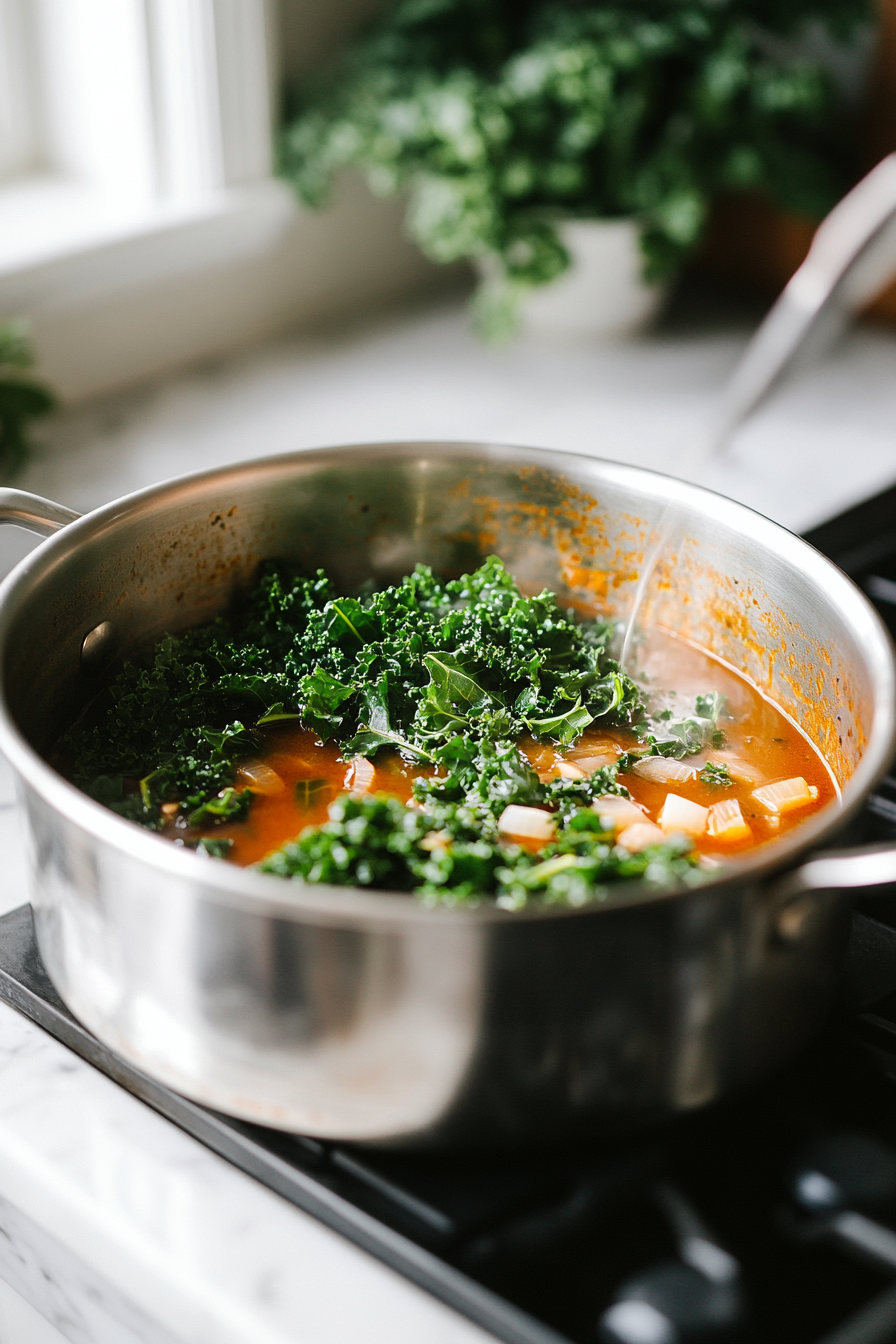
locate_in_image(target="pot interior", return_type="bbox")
[0,444,887,799]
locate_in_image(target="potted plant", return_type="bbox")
[280,0,868,341]
[0,325,55,480]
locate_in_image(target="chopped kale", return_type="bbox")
[195,837,235,858]
[260,733,699,906]
[262,795,424,891]
[187,786,253,827]
[618,692,729,770]
[260,780,702,908]
[65,552,714,903]
[699,761,734,789]
[65,556,643,832]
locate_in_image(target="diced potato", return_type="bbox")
[345,757,376,793]
[592,794,649,829]
[751,777,814,815]
[236,761,286,796]
[632,756,696,785]
[658,793,708,838]
[420,829,452,852]
[617,821,665,852]
[497,805,557,843]
[707,798,752,844]
[556,761,587,780]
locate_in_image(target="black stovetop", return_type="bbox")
[5,488,896,1344]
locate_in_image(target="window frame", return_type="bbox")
[0,0,292,311]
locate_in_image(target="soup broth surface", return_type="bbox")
[163,630,835,866]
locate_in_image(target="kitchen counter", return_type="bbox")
[1,297,895,1343]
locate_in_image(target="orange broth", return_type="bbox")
[163,630,836,867]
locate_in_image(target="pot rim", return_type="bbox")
[1,439,893,927]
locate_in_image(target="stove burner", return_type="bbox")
[5,485,896,1344]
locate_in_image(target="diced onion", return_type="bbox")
[707,798,752,844]
[632,756,696,785]
[568,753,617,773]
[236,761,285,796]
[592,794,648,829]
[497,805,557,843]
[658,793,708,838]
[567,739,618,761]
[617,821,665,852]
[751,777,814,814]
[345,757,376,793]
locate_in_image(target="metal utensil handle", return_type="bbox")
[775,843,896,901]
[0,489,81,536]
[705,153,896,460]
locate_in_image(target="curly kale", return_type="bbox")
[66,556,643,831]
[261,746,702,908]
[67,550,724,903]
[699,761,734,788]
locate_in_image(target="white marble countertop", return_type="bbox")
[0,297,895,1343]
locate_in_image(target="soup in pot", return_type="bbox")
[60,556,835,908]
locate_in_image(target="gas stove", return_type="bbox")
[4,488,896,1344]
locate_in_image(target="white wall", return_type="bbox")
[27,172,452,402]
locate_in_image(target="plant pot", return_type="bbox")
[522,218,668,339]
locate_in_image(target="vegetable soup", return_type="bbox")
[61,556,836,908]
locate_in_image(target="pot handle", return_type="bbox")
[0,488,81,537]
[773,843,896,901]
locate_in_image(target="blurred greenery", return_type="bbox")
[0,325,56,479]
[279,0,871,338]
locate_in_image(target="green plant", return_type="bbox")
[279,0,869,338]
[0,324,56,479]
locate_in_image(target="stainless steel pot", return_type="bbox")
[1,443,896,1148]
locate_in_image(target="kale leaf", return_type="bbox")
[699,761,734,788]
[66,556,643,833]
[261,750,702,908]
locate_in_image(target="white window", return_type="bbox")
[0,0,291,309]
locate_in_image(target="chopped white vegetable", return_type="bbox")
[345,757,376,793]
[632,756,696,785]
[709,752,764,786]
[556,761,587,780]
[591,794,649,828]
[707,798,752,844]
[751,777,814,814]
[658,793,708,838]
[236,761,286,796]
[420,829,452,852]
[616,821,665,852]
[497,805,557,843]
[568,753,617,773]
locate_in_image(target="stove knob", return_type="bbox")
[598,1261,743,1344]
[791,1133,896,1215]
